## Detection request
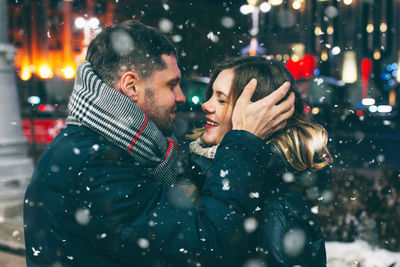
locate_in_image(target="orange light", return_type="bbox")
[62,65,76,79]
[283,54,290,61]
[366,23,374,33]
[21,66,32,81]
[321,51,328,61]
[249,38,258,57]
[38,64,53,79]
[314,26,322,36]
[373,50,381,60]
[292,0,302,10]
[389,90,396,106]
[380,22,387,33]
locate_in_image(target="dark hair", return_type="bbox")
[86,20,177,87]
[206,56,300,109]
[205,56,332,171]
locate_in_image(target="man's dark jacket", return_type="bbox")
[186,145,328,267]
[24,125,272,266]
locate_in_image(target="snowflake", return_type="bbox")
[222,179,230,191]
[220,169,229,177]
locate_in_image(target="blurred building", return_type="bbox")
[6,0,400,121]
[8,0,117,81]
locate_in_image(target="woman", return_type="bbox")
[184,56,332,266]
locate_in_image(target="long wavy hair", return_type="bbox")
[190,56,332,171]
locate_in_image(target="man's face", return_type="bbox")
[138,55,186,135]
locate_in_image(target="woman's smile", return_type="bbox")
[205,118,219,129]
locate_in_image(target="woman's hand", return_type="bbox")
[231,79,295,140]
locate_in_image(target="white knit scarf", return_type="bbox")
[189,137,218,159]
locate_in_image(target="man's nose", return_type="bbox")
[175,85,186,104]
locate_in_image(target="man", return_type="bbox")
[24,20,294,266]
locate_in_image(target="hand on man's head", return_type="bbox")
[231,80,295,140]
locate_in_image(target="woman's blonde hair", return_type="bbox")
[190,56,332,171]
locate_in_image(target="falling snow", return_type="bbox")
[244,217,258,233]
[249,192,259,199]
[282,172,294,183]
[32,247,40,256]
[110,30,134,56]
[137,238,150,249]
[158,18,173,33]
[75,208,90,226]
[220,169,229,177]
[207,31,219,43]
[283,229,306,257]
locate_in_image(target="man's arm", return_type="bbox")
[78,130,271,266]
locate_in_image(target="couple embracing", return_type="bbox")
[24,20,331,267]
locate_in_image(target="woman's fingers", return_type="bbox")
[236,78,258,104]
[259,82,291,106]
[271,104,295,129]
[275,92,295,114]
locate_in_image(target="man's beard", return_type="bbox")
[143,88,175,136]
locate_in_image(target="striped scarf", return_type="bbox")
[66,60,178,184]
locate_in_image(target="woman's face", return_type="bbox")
[201,68,235,145]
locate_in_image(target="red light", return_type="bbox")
[286,54,317,80]
[304,105,311,113]
[356,110,363,117]
[361,58,373,98]
[38,104,46,112]
[361,58,373,78]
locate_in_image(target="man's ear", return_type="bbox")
[119,71,141,102]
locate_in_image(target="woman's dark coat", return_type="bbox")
[185,144,328,267]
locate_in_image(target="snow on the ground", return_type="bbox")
[326,240,400,267]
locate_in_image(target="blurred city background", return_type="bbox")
[1,0,400,265]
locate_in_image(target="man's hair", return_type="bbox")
[86,20,177,87]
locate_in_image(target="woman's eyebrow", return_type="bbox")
[215,90,228,97]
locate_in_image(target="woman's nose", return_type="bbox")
[201,99,214,114]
